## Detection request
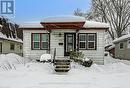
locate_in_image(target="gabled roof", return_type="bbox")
[113,34,130,43]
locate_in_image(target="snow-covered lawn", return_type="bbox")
[0,53,130,88]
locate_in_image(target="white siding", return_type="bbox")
[79,30,105,64]
[23,30,49,60]
[23,29,105,64]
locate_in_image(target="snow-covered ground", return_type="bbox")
[0,53,130,88]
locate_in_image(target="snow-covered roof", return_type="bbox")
[83,21,109,28]
[113,34,130,43]
[0,32,23,43]
[19,23,43,28]
[107,44,115,50]
[42,16,86,23]
[20,16,109,29]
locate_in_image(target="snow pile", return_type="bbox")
[0,53,27,71]
[104,54,130,65]
[113,34,130,43]
[83,57,90,61]
[40,54,52,61]
[24,63,53,74]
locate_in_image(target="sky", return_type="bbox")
[2,0,91,23]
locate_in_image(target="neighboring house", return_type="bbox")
[113,34,130,60]
[20,16,109,64]
[0,32,23,56]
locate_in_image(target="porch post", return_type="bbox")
[47,29,51,54]
[76,29,79,51]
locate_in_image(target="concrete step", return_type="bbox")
[54,59,71,72]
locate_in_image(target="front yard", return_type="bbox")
[0,53,130,88]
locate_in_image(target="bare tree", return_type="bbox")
[89,0,130,40]
[74,0,130,40]
[74,8,85,17]
[0,16,22,39]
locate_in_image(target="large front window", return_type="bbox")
[78,33,96,50]
[32,33,49,50]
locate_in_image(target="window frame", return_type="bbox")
[119,42,124,50]
[78,33,97,50]
[32,34,40,49]
[31,33,50,50]
[41,34,49,49]
[87,34,96,50]
[10,43,15,51]
[127,40,130,49]
[79,34,87,49]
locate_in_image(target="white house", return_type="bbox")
[20,16,109,64]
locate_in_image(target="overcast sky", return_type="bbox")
[10,0,91,23]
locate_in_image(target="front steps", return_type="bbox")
[54,59,71,72]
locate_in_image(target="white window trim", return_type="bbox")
[79,34,86,49]
[33,34,40,49]
[41,34,49,49]
[87,34,95,49]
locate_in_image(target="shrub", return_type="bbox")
[82,59,93,67]
[69,51,93,67]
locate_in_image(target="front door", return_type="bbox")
[64,33,76,56]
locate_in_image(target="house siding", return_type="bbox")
[23,29,105,64]
[78,30,105,64]
[23,30,49,60]
[115,39,130,60]
[0,39,23,56]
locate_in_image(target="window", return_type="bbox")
[88,34,95,49]
[20,45,22,50]
[10,43,15,51]
[32,33,49,50]
[33,34,40,49]
[41,34,49,49]
[78,33,96,50]
[79,34,86,49]
[127,40,130,49]
[119,42,124,49]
